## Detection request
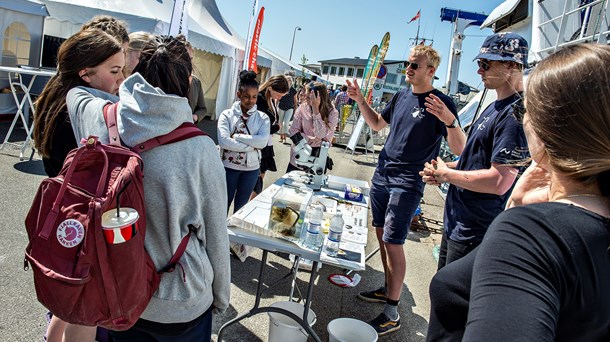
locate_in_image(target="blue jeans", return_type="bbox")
[225,167,260,213]
[370,184,421,244]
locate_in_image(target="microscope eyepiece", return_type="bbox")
[289,132,304,145]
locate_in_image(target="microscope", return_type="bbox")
[287,132,330,191]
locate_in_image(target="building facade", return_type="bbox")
[318,58,408,102]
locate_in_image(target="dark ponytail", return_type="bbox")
[133,35,192,98]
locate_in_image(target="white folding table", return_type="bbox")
[0,65,55,160]
[218,174,370,342]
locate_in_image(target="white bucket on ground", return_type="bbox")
[267,301,317,342]
[327,318,378,342]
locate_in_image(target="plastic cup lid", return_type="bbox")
[101,208,139,229]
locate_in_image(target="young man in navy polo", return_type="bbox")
[421,32,530,269]
[346,45,466,335]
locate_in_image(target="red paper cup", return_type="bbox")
[101,208,139,244]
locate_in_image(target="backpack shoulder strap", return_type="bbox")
[158,225,196,275]
[103,103,121,146]
[132,122,208,153]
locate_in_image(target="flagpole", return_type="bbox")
[415,14,421,45]
[243,0,259,70]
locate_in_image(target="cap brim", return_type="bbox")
[473,53,509,62]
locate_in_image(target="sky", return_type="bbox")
[216,0,507,91]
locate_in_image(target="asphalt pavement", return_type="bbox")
[0,118,445,341]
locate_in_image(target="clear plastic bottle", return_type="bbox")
[325,211,344,257]
[303,204,324,251]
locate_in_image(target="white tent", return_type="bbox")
[260,47,326,82]
[12,0,300,118]
[0,0,47,69]
[38,0,276,118]
[0,0,48,114]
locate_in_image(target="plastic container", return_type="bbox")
[325,211,344,257]
[268,301,316,342]
[303,204,323,251]
[327,318,378,342]
[344,184,364,202]
[268,186,312,239]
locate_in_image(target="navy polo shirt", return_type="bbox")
[372,87,457,193]
[445,93,529,243]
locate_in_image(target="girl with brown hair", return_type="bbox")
[252,74,289,194]
[287,81,339,172]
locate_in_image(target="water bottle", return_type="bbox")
[303,204,324,251]
[325,211,344,257]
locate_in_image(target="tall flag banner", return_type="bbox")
[246,7,265,73]
[366,32,391,104]
[341,44,378,132]
[408,10,421,24]
[345,32,390,152]
[242,0,259,70]
[169,0,191,37]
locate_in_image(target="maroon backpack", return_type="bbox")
[24,103,206,330]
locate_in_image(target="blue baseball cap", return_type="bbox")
[474,32,529,67]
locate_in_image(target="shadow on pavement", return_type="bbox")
[14,160,46,176]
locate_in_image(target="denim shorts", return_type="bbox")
[370,183,422,244]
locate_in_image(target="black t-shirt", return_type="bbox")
[42,112,77,177]
[278,87,297,111]
[428,202,610,341]
[257,93,279,134]
[372,87,456,191]
[444,93,528,243]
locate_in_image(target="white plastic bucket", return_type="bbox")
[267,301,316,342]
[327,318,378,342]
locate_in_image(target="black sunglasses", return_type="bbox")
[477,60,491,71]
[403,61,425,70]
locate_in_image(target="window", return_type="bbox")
[386,73,398,84]
[356,68,364,78]
[322,65,329,74]
[330,66,337,75]
[338,67,345,76]
[346,67,354,77]
[2,22,31,66]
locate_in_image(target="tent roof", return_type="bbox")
[0,0,49,16]
[41,0,238,57]
[260,47,326,81]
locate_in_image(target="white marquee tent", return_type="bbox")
[1,0,320,118]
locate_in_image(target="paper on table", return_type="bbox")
[320,240,365,270]
[341,227,367,244]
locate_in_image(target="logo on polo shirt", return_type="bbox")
[411,107,425,119]
[477,116,491,130]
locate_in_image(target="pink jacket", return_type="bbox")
[288,103,338,166]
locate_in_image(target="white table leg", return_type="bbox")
[0,71,38,160]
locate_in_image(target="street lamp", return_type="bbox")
[289,26,301,61]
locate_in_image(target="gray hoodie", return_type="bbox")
[67,73,230,323]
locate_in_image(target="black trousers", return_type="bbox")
[437,231,480,271]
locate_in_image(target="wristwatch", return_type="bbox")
[445,118,458,128]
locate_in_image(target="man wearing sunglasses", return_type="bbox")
[346,45,465,336]
[421,32,530,270]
